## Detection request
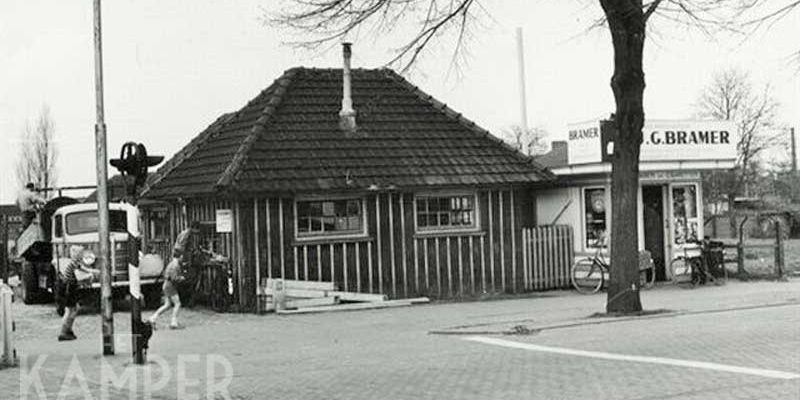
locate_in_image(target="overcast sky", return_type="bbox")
[1,0,798,203]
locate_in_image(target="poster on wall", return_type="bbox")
[215,209,233,233]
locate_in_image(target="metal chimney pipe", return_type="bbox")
[340,42,357,131]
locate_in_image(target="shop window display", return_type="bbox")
[672,185,698,244]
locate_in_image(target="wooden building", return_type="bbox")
[140,47,559,311]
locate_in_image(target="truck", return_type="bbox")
[13,197,164,305]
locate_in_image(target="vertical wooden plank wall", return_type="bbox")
[233,189,537,304]
[408,188,530,299]
[147,186,573,311]
[521,225,574,290]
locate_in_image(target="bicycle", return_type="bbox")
[670,239,724,288]
[571,237,656,294]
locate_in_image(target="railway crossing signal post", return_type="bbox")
[111,142,163,365]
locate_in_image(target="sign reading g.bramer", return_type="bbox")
[641,120,737,162]
[566,119,737,165]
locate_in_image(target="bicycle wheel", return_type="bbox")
[571,258,605,294]
[671,257,700,287]
[639,266,656,290]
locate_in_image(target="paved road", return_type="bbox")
[2,281,799,399]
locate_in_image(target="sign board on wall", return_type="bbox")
[566,119,737,165]
[567,120,602,165]
[640,120,737,161]
[215,209,233,233]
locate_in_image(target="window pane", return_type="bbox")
[297,199,364,236]
[66,210,127,235]
[298,217,308,232]
[347,200,360,216]
[322,202,335,216]
[310,217,322,232]
[415,195,477,231]
[297,202,309,216]
[347,216,361,230]
[334,217,347,230]
[334,201,346,216]
[584,188,607,248]
[672,186,698,244]
[322,217,335,231]
[54,216,63,238]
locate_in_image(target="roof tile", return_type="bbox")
[142,68,552,199]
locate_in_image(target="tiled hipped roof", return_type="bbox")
[142,68,553,199]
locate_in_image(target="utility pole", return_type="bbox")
[791,127,796,174]
[93,0,114,356]
[1,215,7,284]
[515,27,529,132]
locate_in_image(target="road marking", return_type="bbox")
[464,336,800,380]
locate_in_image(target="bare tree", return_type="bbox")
[269,0,485,72]
[696,68,780,236]
[732,1,800,67]
[15,105,58,196]
[502,125,549,157]
[271,0,796,313]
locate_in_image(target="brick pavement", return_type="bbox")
[1,279,798,399]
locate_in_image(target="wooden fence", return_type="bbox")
[522,225,574,290]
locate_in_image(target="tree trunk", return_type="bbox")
[600,0,646,314]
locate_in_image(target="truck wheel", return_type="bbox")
[21,261,40,304]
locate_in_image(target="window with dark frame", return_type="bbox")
[65,210,128,235]
[54,215,63,238]
[296,198,364,237]
[148,209,170,241]
[416,195,476,231]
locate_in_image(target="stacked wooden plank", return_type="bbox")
[263,278,429,314]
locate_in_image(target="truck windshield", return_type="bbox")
[65,210,128,235]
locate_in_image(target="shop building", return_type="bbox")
[140,46,556,311]
[535,118,736,279]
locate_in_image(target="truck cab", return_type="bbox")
[16,200,164,304]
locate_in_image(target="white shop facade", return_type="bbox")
[535,119,736,280]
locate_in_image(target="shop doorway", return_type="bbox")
[643,185,667,281]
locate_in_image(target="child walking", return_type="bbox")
[148,257,184,329]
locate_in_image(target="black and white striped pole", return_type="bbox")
[111,142,162,365]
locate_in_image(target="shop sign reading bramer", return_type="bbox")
[567,119,737,165]
[567,120,602,165]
